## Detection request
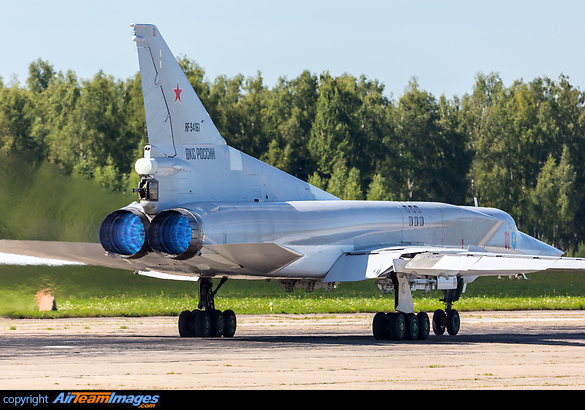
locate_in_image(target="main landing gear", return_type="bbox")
[373,311,430,340]
[178,277,237,338]
[372,273,464,341]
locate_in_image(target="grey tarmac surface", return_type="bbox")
[2,311,585,389]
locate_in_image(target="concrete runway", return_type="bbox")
[2,311,585,389]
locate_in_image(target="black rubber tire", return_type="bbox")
[372,312,389,340]
[387,312,405,341]
[223,309,237,337]
[404,313,419,341]
[210,310,225,337]
[194,310,211,337]
[417,312,430,340]
[446,309,460,336]
[432,309,446,335]
[178,310,194,337]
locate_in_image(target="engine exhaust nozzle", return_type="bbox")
[100,208,150,258]
[148,208,203,259]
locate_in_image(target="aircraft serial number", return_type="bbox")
[185,122,201,132]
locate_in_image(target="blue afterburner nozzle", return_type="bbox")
[100,208,149,258]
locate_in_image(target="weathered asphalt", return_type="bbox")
[2,311,585,389]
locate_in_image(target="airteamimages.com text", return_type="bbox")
[2,392,161,408]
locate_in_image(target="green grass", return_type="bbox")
[1,264,585,318]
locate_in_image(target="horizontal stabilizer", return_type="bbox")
[0,252,84,266]
[0,240,133,270]
[0,239,304,278]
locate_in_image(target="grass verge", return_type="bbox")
[1,265,585,318]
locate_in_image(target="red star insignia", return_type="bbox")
[173,82,182,104]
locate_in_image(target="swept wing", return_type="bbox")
[323,246,585,283]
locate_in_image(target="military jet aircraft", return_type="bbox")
[2,24,585,341]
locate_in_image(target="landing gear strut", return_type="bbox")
[372,273,464,341]
[372,273,430,341]
[178,277,236,338]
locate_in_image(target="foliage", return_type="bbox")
[462,73,585,250]
[0,153,133,242]
[1,58,585,251]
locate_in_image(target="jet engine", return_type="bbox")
[148,208,203,259]
[100,208,150,258]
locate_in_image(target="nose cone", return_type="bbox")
[518,232,564,257]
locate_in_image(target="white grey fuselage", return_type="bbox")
[125,198,561,280]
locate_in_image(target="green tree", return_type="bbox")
[31,69,80,171]
[463,73,585,249]
[344,167,364,200]
[326,155,348,198]
[177,55,215,120]
[263,139,292,172]
[62,71,143,191]
[530,146,576,248]
[310,73,354,179]
[309,72,390,194]
[394,79,471,203]
[27,59,55,94]
[307,171,328,192]
[367,174,393,201]
[211,72,269,159]
[0,85,38,159]
[261,71,319,180]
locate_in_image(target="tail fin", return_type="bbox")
[131,23,225,157]
[130,24,337,209]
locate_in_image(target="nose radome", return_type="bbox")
[518,232,563,257]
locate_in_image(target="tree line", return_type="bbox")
[1,57,584,252]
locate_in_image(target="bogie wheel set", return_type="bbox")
[372,309,459,341]
[177,277,238,338]
[178,309,237,338]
